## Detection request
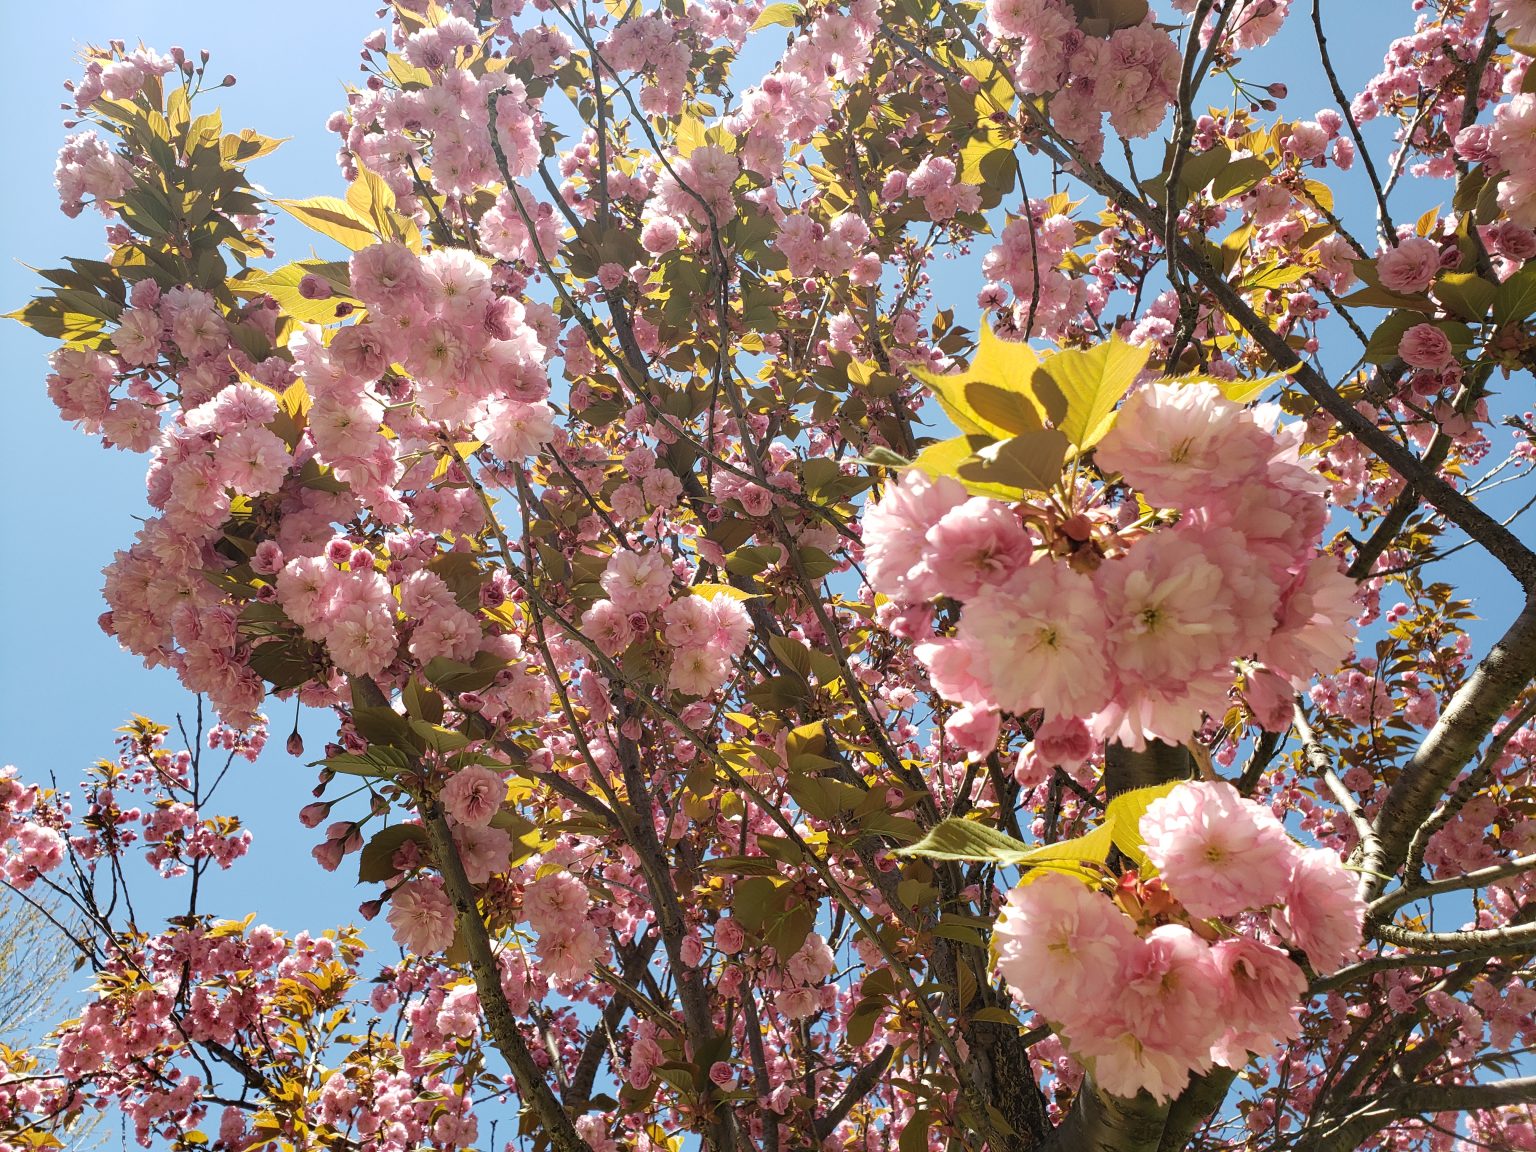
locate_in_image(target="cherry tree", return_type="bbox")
[6,0,1536,1149]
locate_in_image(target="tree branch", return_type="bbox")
[1362,597,1536,899]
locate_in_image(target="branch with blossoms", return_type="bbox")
[12,2,1536,1151]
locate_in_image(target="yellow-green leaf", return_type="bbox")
[674,112,708,158]
[1009,824,1117,887]
[897,818,1033,862]
[1165,369,1291,405]
[1041,336,1150,450]
[908,434,1024,501]
[751,2,802,30]
[690,582,756,601]
[272,196,377,252]
[908,321,1063,438]
[957,428,1069,494]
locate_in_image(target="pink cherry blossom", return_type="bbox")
[440,765,504,829]
[386,878,457,954]
[1375,236,1441,295]
[1094,383,1275,509]
[862,470,967,602]
[1140,781,1298,918]
[1270,847,1365,975]
[948,559,1114,720]
[994,872,1140,1017]
[1209,936,1306,1067]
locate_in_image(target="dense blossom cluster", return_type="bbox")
[995,781,1364,1101]
[867,380,1357,751]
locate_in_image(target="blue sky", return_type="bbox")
[0,3,388,933]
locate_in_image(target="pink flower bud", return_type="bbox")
[708,1062,738,1090]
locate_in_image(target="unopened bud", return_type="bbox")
[286,730,305,757]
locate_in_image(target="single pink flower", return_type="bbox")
[1209,936,1306,1067]
[1398,323,1454,370]
[1140,781,1298,918]
[1375,236,1440,295]
[440,765,504,829]
[1270,847,1365,974]
[387,878,457,955]
[950,559,1115,720]
[994,872,1139,1020]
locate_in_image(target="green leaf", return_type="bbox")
[235,261,354,324]
[768,634,814,681]
[908,321,1061,438]
[957,428,1069,494]
[965,379,1048,435]
[1433,272,1496,322]
[5,298,107,345]
[897,818,1033,863]
[1104,781,1182,872]
[352,705,417,750]
[1165,369,1290,405]
[321,747,414,778]
[220,128,286,164]
[751,2,802,29]
[272,196,376,252]
[1210,156,1272,202]
[899,1112,932,1152]
[1042,336,1150,450]
[1494,262,1536,326]
[359,824,429,883]
[908,435,1024,501]
[725,544,784,577]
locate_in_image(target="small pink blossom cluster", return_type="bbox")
[984,0,1182,160]
[523,870,608,984]
[763,932,839,1021]
[68,46,176,111]
[866,380,1357,750]
[0,767,66,892]
[330,242,554,459]
[642,144,743,241]
[1170,0,1292,52]
[581,554,752,697]
[727,0,877,179]
[994,781,1365,1101]
[981,201,1090,337]
[333,20,546,202]
[53,130,134,218]
[775,212,881,286]
[1354,4,1502,182]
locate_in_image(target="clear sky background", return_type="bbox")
[0,3,389,935]
[0,0,1525,1142]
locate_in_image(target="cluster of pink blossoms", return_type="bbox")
[77,233,562,727]
[984,0,1182,160]
[994,781,1365,1101]
[0,767,65,892]
[866,379,1358,752]
[581,551,752,696]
